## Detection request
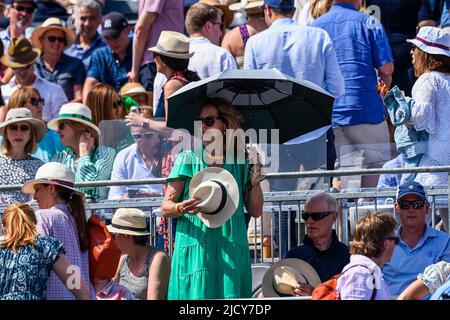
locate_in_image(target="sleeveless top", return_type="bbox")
[118,246,161,300]
[154,71,190,118]
[236,24,251,69]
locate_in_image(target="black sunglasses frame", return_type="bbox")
[398,199,426,210]
[29,97,45,107]
[301,211,336,222]
[197,116,222,127]
[46,35,66,44]
[132,132,155,140]
[386,236,400,245]
[12,5,35,14]
[8,124,31,132]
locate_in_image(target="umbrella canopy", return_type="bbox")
[167,69,335,144]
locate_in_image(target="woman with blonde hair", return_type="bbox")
[336,212,398,300]
[0,108,45,204]
[7,87,64,162]
[0,203,90,300]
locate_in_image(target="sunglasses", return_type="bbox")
[12,5,35,14]
[197,116,221,127]
[398,199,426,210]
[46,36,66,44]
[29,97,45,107]
[57,121,70,130]
[386,236,400,245]
[8,124,31,132]
[132,132,154,140]
[301,211,335,222]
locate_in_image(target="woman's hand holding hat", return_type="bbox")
[176,198,202,215]
[292,283,314,297]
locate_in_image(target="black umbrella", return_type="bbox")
[167,69,335,144]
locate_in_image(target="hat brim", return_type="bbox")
[148,46,194,60]
[0,48,40,69]
[261,258,321,297]
[47,116,100,136]
[22,178,84,197]
[30,26,76,50]
[0,117,46,142]
[189,167,240,228]
[106,224,151,236]
[406,39,450,57]
[229,1,264,11]
[124,91,153,105]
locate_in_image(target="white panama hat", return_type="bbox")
[47,102,100,135]
[189,167,240,228]
[407,26,450,57]
[106,208,151,236]
[0,108,46,142]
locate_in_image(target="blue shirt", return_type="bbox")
[108,143,163,200]
[312,3,394,127]
[0,27,33,51]
[377,154,403,188]
[244,18,345,99]
[65,33,107,71]
[86,42,133,93]
[382,225,450,298]
[35,53,86,101]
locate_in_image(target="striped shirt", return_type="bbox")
[36,204,95,300]
[52,146,116,200]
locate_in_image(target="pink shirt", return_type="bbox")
[140,0,184,65]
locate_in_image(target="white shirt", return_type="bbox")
[2,74,68,122]
[188,37,237,79]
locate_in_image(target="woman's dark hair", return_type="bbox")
[55,185,89,252]
[156,54,200,82]
[132,235,150,246]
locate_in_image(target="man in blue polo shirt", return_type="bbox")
[382,181,450,298]
[83,11,132,102]
[313,0,394,189]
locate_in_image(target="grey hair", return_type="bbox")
[74,0,102,17]
[305,192,338,212]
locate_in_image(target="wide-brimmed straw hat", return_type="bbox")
[148,31,194,60]
[30,17,76,50]
[107,208,151,236]
[120,82,152,104]
[22,162,84,196]
[0,108,46,142]
[0,38,41,69]
[407,26,450,57]
[188,167,240,228]
[199,0,235,28]
[229,0,264,13]
[47,102,100,136]
[262,258,321,297]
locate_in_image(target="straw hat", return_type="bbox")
[47,102,100,136]
[120,82,152,104]
[189,167,240,228]
[229,0,264,13]
[199,0,235,28]
[148,31,194,60]
[0,38,41,69]
[30,17,76,50]
[262,258,321,297]
[22,162,84,196]
[407,26,450,58]
[0,108,46,142]
[107,208,151,236]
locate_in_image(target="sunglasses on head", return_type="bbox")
[386,236,400,245]
[197,116,221,127]
[8,124,31,132]
[132,132,154,140]
[12,5,35,14]
[46,36,66,44]
[398,199,426,210]
[301,211,335,222]
[29,97,45,107]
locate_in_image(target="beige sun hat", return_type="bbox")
[22,162,84,196]
[120,82,152,104]
[148,31,194,60]
[47,102,100,135]
[199,0,235,28]
[31,17,76,50]
[262,258,321,297]
[0,38,41,69]
[229,0,264,12]
[107,208,151,236]
[188,167,240,228]
[0,108,46,142]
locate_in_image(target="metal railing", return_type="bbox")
[1,165,450,261]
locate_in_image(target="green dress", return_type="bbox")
[167,150,252,300]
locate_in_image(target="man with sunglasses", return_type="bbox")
[0,0,35,50]
[284,192,350,296]
[108,125,163,200]
[382,181,450,299]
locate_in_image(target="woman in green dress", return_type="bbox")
[161,97,264,299]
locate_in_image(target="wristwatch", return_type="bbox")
[142,121,149,129]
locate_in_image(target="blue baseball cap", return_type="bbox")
[396,181,427,201]
[264,0,294,10]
